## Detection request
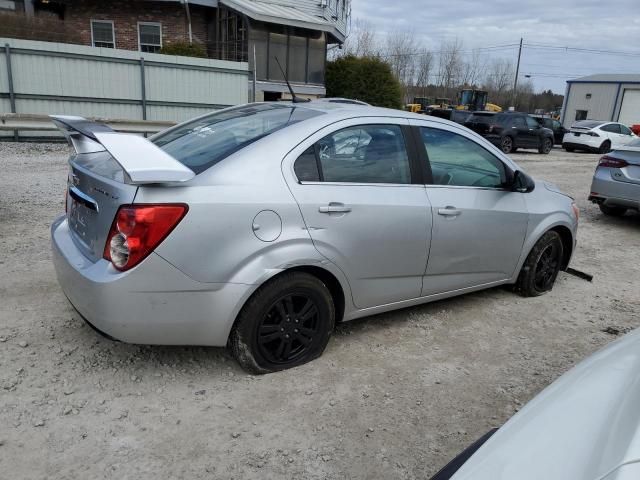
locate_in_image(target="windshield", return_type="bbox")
[153,103,323,173]
[572,120,604,129]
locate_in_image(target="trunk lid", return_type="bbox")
[52,115,195,262]
[608,150,640,186]
[66,152,138,262]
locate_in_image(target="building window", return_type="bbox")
[138,22,162,53]
[91,20,115,48]
[575,110,588,121]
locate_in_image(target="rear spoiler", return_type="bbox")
[50,115,195,184]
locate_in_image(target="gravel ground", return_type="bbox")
[1,142,639,480]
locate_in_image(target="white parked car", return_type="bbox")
[563,120,636,154]
[430,328,640,480]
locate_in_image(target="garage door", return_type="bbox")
[618,89,640,126]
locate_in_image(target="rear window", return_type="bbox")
[466,113,495,124]
[572,120,604,129]
[152,104,323,173]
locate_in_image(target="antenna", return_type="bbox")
[274,57,310,103]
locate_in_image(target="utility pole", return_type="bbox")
[512,37,523,109]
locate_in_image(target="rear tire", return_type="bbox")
[229,272,334,374]
[501,136,514,154]
[598,140,611,154]
[539,138,553,154]
[599,204,627,217]
[515,231,564,297]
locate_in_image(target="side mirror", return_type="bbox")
[512,170,535,193]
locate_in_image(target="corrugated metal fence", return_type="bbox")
[0,37,249,139]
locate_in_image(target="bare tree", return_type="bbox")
[335,19,380,59]
[459,49,486,88]
[385,29,420,102]
[483,58,514,106]
[436,39,463,98]
[414,50,434,97]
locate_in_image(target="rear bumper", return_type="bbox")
[51,215,252,346]
[589,168,640,210]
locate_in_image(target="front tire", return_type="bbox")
[501,136,514,154]
[229,272,335,374]
[599,204,627,216]
[539,138,553,154]
[515,231,564,297]
[564,145,575,152]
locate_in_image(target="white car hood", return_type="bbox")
[452,329,640,480]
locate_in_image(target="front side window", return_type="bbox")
[139,23,162,53]
[91,20,115,48]
[294,125,411,184]
[153,104,323,174]
[421,127,507,188]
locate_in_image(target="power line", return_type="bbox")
[523,43,640,58]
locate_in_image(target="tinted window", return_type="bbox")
[421,127,507,188]
[294,146,320,182]
[601,123,621,133]
[466,113,495,124]
[513,116,526,127]
[573,120,604,129]
[526,116,539,128]
[553,120,562,129]
[153,104,323,174]
[314,125,410,184]
[620,124,633,135]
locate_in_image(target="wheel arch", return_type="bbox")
[549,225,574,270]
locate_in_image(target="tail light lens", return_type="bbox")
[488,124,501,133]
[571,202,579,221]
[103,204,188,271]
[586,131,600,137]
[598,156,629,168]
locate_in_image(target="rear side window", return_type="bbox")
[513,116,526,127]
[153,104,323,174]
[421,127,507,188]
[466,114,495,124]
[294,125,411,184]
[621,125,632,135]
[601,123,621,133]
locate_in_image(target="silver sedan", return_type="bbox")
[50,102,579,373]
[589,138,640,216]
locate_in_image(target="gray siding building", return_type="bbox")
[561,74,640,128]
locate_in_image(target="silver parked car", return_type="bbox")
[589,138,640,216]
[51,102,579,373]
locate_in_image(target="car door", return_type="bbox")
[284,119,432,309]
[599,123,621,147]
[410,120,529,295]
[511,116,533,148]
[525,115,543,147]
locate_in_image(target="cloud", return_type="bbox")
[350,0,640,92]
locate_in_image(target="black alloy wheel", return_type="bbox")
[533,243,561,291]
[501,136,514,154]
[257,294,321,364]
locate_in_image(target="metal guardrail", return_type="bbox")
[0,113,176,134]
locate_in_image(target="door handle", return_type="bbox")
[438,206,462,217]
[319,204,352,214]
[318,203,351,213]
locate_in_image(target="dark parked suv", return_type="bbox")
[531,115,567,145]
[464,112,555,154]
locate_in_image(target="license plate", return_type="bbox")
[68,196,92,239]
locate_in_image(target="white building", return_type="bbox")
[561,74,640,128]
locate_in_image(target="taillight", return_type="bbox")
[103,204,188,271]
[571,202,579,221]
[488,124,501,133]
[586,131,600,137]
[598,156,629,168]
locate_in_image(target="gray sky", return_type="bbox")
[351,0,640,93]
